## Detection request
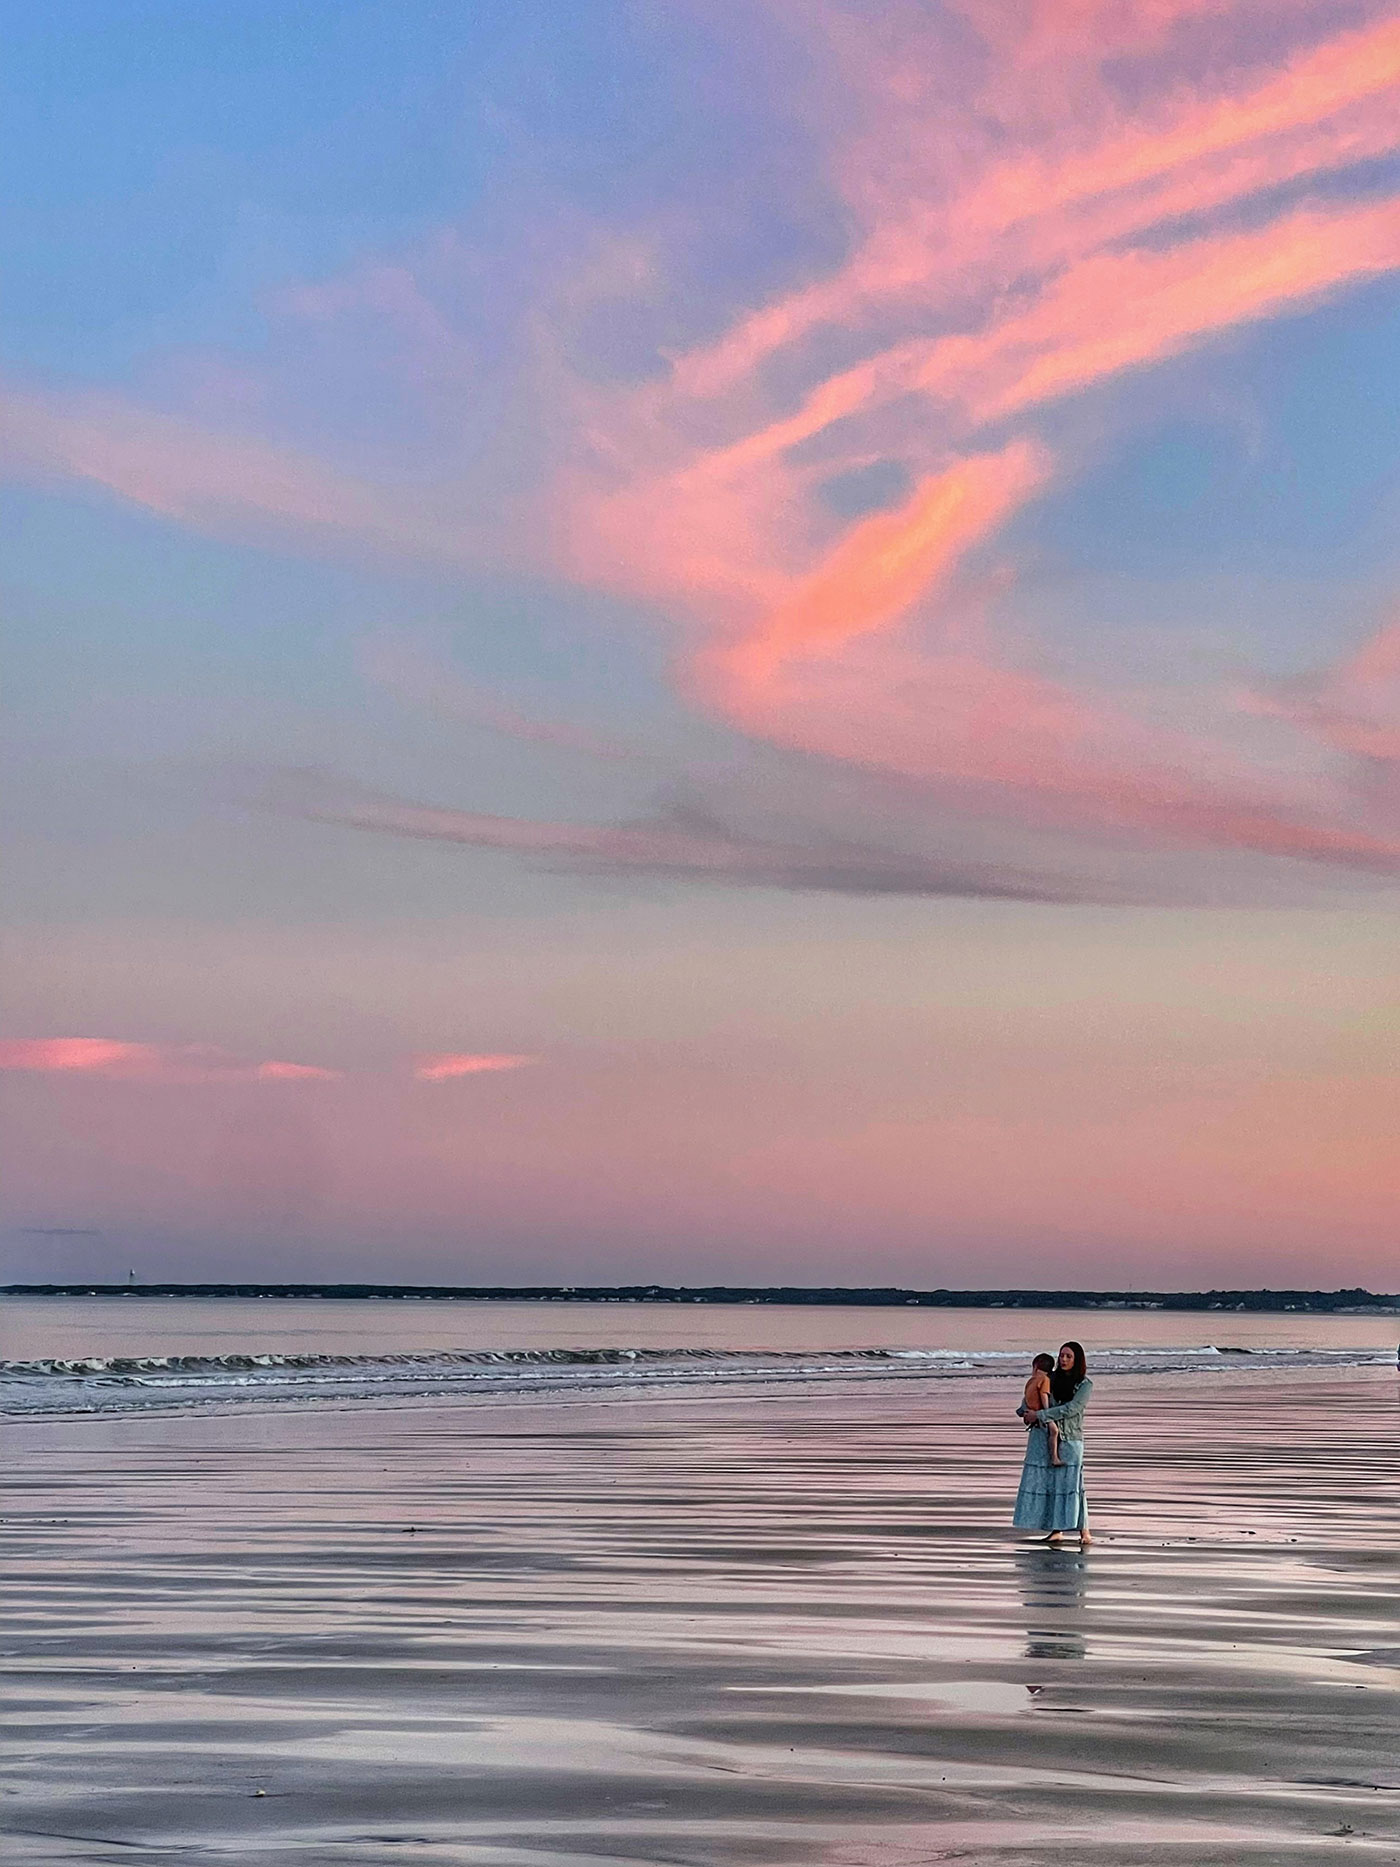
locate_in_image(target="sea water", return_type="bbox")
[0,1296,1391,1417]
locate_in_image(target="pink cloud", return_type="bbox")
[543,6,1400,878]
[0,1039,341,1084]
[253,1060,343,1082]
[0,1039,146,1075]
[1244,617,1400,765]
[4,3,1400,894]
[712,442,1050,690]
[672,7,1400,399]
[948,198,1400,427]
[693,635,1400,877]
[0,384,489,571]
[412,1053,536,1081]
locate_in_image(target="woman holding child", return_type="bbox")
[1013,1340,1092,1546]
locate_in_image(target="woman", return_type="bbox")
[1013,1340,1092,1546]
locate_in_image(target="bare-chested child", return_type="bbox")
[1023,1353,1063,1465]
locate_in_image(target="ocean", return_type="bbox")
[1,1295,1391,1417]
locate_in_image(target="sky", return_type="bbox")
[2,0,1398,1290]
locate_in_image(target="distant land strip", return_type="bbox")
[2,1283,1397,1312]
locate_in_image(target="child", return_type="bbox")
[1023,1353,1063,1466]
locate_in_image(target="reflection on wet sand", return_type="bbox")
[3,1369,1398,1865]
[1014,1543,1091,1661]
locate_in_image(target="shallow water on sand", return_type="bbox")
[3,1369,1398,1865]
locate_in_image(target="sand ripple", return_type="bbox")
[3,1370,1398,1863]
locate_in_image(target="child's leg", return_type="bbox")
[1047,1421,1062,1466]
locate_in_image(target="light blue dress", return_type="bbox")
[1013,1377,1092,1533]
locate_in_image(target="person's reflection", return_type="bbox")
[1013,1544,1091,1660]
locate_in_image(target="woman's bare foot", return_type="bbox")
[1040,1532,1064,1544]
[1079,1530,1093,1547]
[1050,1455,1064,1466]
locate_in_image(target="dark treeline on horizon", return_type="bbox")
[2,1282,1396,1311]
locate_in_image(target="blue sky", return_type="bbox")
[3,0,1398,1287]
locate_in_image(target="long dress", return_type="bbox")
[1013,1377,1092,1533]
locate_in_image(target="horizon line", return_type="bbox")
[3,1281,1396,1312]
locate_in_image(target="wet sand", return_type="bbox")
[3,1368,1398,1864]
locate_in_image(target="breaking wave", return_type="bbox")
[0,1340,1388,1418]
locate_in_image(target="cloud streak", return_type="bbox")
[0,1039,342,1084]
[357,636,644,761]
[413,1053,535,1081]
[0,1039,545,1086]
[1244,617,1400,765]
[675,6,1400,397]
[272,769,1099,901]
[4,4,1400,895]
[0,384,491,572]
[713,443,1051,689]
[549,4,1400,879]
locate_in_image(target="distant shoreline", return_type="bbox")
[3,1282,1397,1313]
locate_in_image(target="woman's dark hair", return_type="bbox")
[1032,1353,1055,1374]
[1049,1340,1087,1402]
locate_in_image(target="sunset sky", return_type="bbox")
[3,0,1398,1288]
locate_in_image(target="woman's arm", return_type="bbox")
[1035,1378,1093,1425]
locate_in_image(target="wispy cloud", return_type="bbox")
[0,384,489,571]
[1243,616,1400,764]
[711,443,1050,690]
[0,1039,341,1084]
[5,4,1400,894]
[412,1053,535,1081]
[549,3,1400,875]
[0,1038,546,1086]
[268,768,1110,901]
[252,1060,344,1082]
[357,635,644,761]
[675,7,1400,398]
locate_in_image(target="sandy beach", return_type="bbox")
[3,1365,1398,1865]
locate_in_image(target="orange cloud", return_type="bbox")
[0,1039,341,1083]
[412,1053,535,1081]
[715,442,1049,689]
